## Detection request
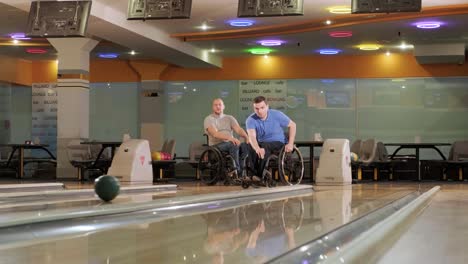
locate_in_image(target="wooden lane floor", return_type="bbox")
[0,182,437,264]
[379,183,468,264]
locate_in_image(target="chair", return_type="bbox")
[373,142,395,181]
[350,139,362,155]
[188,141,209,179]
[66,139,94,181]
[350,139,362,179]
[355,139,378,181]
[88,143,112,174]
[445,141,468,181]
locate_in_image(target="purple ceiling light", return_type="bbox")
[415,21,442,29]
[9,33,31,40]
[258,39,284,46]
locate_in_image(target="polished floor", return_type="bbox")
[0,180,465,264]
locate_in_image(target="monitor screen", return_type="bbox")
[325,91,351,108]
[352,0,421,14]
[127,0,192,20]
[26,1,92,38]
[238,0,304,17]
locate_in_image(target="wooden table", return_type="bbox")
[0,143,56,178]
[295,141,324,182]
[385,143,451,181]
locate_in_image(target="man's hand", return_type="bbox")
[285,142,294,152]
[256,148,266,159]
[230,137,241,146]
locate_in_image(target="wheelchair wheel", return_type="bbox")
[224,155,241,185]
[198,148,223,185]
[263,154,278,187]
[282,198,304,232]
[278,146,304,185]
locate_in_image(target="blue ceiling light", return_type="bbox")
[98,53,119,59]
[228,19,255,27]
[318,49,341,55]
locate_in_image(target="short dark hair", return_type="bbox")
[253,96,266,104]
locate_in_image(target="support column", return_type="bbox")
[48,38,99,179]
[128,60,169,151]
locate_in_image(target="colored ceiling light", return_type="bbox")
[258,40,284,46]
[248,48,271,55]
[358,44,381,51]
[10,33,30,40]
[228,20,254,27]
[26,48,47,54]
[98,53,118,59]
[328,6,351,14]
[329,31,353,38]
[415,21,442,29]
[318,49,341,55]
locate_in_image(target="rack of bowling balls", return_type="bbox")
[151,151,172,161]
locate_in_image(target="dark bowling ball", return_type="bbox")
[94,175,120,202]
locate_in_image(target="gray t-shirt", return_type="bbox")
[204,114,239,146]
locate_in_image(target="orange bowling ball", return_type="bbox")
[151,151,162,161]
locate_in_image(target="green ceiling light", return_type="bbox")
[248,48,272,55]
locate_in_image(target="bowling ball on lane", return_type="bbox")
[94,175,120,202]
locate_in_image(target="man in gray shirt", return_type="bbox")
[204,98,249,176]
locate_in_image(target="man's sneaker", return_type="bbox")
[252,175,262,182]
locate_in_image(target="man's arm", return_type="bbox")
[247,128,265,159]
[285,120,296,152]
[233,123,250,144]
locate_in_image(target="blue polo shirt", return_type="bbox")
[246,109,290,143]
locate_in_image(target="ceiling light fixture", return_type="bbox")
[130,50,136,55]
[358,44,380,51]
[399,42,414,49]
[228,19,255,27]
[325,20,332,25]
[26,48,47,54]
[318,49,341,55]
[386,51,391,56]
[329,31,353,38]
[210,48,216,52]
[258,40,284,46]
[98,53,119,59]
[200,23,209,30]
[328,6,351,14]
[10,33,31,40]
[248,48,271,55]
[415,21,442,29]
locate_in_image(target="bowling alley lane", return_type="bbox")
[0,183,429,264]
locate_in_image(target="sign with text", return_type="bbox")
[32,83,57,156]
[238,80,287,126]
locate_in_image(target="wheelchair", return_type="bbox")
[198,146,243,185]
[241,145,304,189]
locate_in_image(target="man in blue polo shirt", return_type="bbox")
[246,96,296,179]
